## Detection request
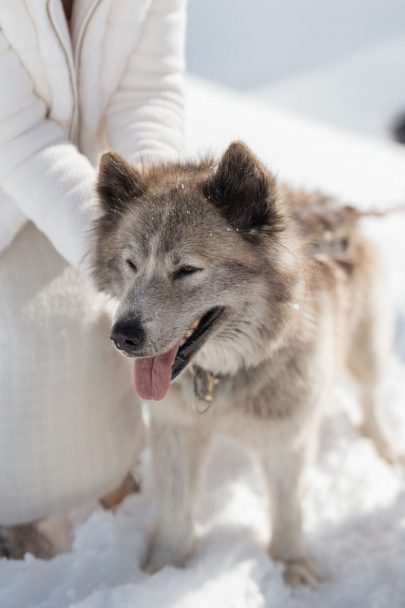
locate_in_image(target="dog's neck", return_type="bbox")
[189,291,305,411]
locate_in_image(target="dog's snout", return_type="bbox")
[110,318,145,354]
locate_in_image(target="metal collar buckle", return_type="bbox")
[190,365,220,414]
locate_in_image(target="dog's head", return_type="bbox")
[92,141,302,400]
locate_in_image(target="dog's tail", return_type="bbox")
[305,203,405,258]
[353,204,405,219]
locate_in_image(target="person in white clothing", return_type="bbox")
[0,0,185,557]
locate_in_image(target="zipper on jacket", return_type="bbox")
[73,0,102,148]
[46,0,101,144]
[46,0,78,141]
[74,0,102,68]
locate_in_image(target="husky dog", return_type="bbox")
[92,142,394,585]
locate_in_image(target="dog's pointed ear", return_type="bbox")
[204,141,283,234]
[97,151,145,213]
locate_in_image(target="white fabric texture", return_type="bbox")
[0,222,144,525]
[0,0,186,268]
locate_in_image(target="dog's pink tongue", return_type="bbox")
[134,342,180,401]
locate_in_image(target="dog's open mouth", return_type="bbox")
[171,306,224,380]
[133,306,223,401]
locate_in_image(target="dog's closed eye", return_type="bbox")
[125,259,137,272]
[173,265,202,280]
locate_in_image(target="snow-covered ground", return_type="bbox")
[187,0,405,144]
[256,37,405,142]
[1,76,405,607]
[186,0,405,92]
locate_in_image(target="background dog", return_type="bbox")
[92,141,395,586]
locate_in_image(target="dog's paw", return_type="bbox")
[283,557,325,587]
[370,440,405,467]
[357,423,405,467]
[379,449,405,468]
[0,524,54,560]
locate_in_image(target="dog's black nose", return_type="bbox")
[110,318,145,354]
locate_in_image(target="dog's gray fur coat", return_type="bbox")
[92,142,394,585]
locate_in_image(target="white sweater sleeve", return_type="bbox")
[0,31,99,271]
[105,0,186,165]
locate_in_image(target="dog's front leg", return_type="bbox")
[261,428,322,586]
[145,418,210,573]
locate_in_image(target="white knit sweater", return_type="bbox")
[0,0,186,268]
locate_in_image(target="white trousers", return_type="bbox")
[0,223,143,525]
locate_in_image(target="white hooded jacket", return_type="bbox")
[0,0,186,268]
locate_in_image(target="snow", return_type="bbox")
[2,355,405,607]
[186,0,405,90]
[2,76,405,607]
[255,37,405,142]
[184,78,405,208]
[187,0,405,145]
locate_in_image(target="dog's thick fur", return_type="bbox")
[92,142,394,585]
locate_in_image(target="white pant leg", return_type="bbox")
[0,223,144,525]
